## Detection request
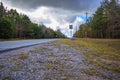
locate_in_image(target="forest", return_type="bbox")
[74,0,120,38]
[0,2,65,39]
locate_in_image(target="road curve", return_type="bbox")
[0,39,59,53]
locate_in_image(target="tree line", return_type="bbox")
[0,2,65,39]
[74,0,120,38]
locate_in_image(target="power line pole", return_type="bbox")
[86,12,88,24]
[85,12,88,38]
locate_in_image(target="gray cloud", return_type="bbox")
[6,0,101,12]
[2,0,101,37]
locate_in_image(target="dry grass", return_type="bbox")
[2,75,11,80]
[46,63,54,70]
[0,65,5,69]
[82,68,111,79]
[11,65,20,72]
[83,68,96,76]
[57,38,120,73]
[18,52,29,60]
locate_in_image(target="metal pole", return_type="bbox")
[86,12,88,24]
[71,29,72,38]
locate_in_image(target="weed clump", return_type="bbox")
[19,52,29,60]
[0,65,5,69]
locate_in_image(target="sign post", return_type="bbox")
[69,25,73,38]
[69,25,76,40]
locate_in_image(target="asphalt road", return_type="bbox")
[0,39,58,53]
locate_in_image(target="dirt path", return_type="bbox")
[0,41,114,80]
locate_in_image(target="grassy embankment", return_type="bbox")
[57,38,120,74]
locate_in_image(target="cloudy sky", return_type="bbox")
[1,0,101,37]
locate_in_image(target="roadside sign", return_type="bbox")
[69,25,73,29]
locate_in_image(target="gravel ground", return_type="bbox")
[0,42,115,80]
